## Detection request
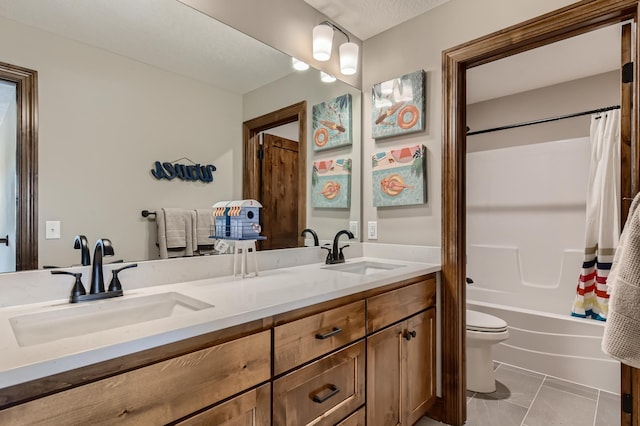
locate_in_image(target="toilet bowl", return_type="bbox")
[466,309,509,393]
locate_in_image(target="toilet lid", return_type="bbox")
[466,310,508,332]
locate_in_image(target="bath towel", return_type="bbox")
[156,208,195,259]
[602,192,640,368]
[194,208,215,255]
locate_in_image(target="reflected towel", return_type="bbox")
[195,208,215,246]
[156,208,195,259]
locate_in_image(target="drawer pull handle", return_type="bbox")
[315,327,342,340]
[311,384,340,403]
[403,330,417,341]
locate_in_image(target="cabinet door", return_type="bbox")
[405,309,436,425]
[367,322,404,426]
[176,384,270,426]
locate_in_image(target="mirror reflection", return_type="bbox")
[0,0,361,270]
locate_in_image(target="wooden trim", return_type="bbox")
[0,61,38,271]
[242,101,307,246]
[441,1,639,424]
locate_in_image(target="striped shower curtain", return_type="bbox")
[571,110,620,321]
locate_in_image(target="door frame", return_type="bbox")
[0,61,38,271]
[242,101,307,246]
[441,1,639,425]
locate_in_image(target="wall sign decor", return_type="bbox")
[372,144,427,207]
[312,158,352,208]
[372,70,426,139]
[151,160,217,183]
[312,93,352,152]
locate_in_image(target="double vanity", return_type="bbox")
[0,244,440,425]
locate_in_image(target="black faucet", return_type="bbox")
[90,238,114,294]
[301,228,319,246]
[73,235,90,266]
[324,229,354,264]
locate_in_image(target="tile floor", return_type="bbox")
[417,362,620,426]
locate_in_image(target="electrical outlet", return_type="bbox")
[45,220,61,239]
[367,221,378,240]
[349,221,359,239]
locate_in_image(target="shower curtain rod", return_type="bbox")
[466,104,620,136]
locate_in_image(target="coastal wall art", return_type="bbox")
[312,158,352,208]
[372,70,425,139]
[372,144,427,207]
[312,94,352,151]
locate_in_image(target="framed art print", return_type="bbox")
[312,158,352,208]
[372,70,425,139]
[372,144,427,207]
[312,94,352,151]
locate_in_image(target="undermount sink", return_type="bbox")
[9,292,213,347]
[322,261,406,276]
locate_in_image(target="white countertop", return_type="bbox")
[0,256,440,389]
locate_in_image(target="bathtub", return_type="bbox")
[467,245,620,394]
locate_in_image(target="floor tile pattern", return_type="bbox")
[416,362,620,426]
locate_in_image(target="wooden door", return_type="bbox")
[405,309,437,425]
[367,321,404,426]
[260,133,299,250]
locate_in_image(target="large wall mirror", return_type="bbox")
[0,0,361,271]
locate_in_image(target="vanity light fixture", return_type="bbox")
[320,71,336,83]
[291,57,309,71]
[312,20,359,75]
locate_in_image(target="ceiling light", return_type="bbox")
[320,72,336,83]
[313,24,334,61]
[291,57,309,71]
[339,42,358,75]
[312,21,359,75]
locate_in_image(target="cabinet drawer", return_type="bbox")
[367,278,435,333]
[176,384,270,426]
[337,407,365,426]
[273,340,366,426]
[0,331,271,425]
[274,300,365,374]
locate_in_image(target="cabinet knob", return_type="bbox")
[403,330,417,341]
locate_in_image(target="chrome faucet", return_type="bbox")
[301,228,319,246]
[90,238,114,294]
[324,229,354,264]
[73,235,90,266]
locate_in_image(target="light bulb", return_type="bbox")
[321,72,336,83]
[291,57,309,71]
[339,42,358,75]
[313,24,333,61]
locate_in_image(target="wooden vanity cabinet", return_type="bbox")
[0,331,271,425]
[366,279,437,426]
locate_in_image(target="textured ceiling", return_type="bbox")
[303,0,450,40]
[0,0,292,94]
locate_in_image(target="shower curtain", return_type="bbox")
[571,109,620,321]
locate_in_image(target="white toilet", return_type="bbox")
[466,309,509,393]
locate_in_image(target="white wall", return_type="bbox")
[467,71,619,152]
[360,0,577,247]
[243,70,362,242]
[0,16,243,267]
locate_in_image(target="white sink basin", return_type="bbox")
[322,261,406,276]
[9,292,213,347]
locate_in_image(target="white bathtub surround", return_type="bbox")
[603,192,640,368]
[572,110,620,321]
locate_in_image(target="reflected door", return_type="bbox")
[259,133,299,250]
[0,80,16,273]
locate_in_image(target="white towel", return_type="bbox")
[602,192,640,367]
[156,208,195,259]
[194,208,215,246]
